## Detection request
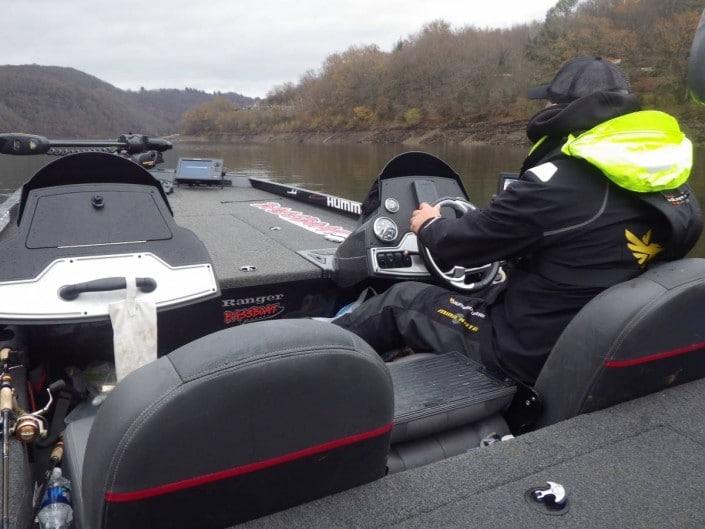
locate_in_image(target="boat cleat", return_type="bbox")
[526,481,569,515]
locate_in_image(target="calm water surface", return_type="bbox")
[1,142,704,254]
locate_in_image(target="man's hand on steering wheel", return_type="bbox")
[413,198,501,292]
[410,203,441,234]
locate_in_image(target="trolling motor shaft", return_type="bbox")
[0,132,172,156]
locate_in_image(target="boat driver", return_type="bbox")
[334,57,702,385]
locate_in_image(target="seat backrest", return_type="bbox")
[80,319,393,529]
[535,258,705,427]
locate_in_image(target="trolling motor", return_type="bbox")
[0,132,172,171]
[0,347,65,529]
[0,132,172,156]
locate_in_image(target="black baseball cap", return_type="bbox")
[527,57,631,103]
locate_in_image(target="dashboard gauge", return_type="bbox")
[384,198,400,213]
[373,217,398,243]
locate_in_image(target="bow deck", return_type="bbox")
[168,176,357,289]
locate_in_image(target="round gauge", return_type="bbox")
[373,217,398,243]
[384,198,400,213]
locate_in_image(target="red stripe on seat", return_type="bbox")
[105,422,393,503]
[604,340,705,368]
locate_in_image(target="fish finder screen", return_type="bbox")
[176,158,223,181]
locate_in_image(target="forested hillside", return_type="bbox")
[0,65,253,137]
[181,0,705,140]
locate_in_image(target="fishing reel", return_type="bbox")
[0,348,68,528]
[14,383,63,444]
[13,414,47,444]
[0,348,65,445]
[11,380,66,444]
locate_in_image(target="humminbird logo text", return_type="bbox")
[326,196,362,215]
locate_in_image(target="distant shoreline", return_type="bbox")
[175,114,705,147]
[176,120,530,147]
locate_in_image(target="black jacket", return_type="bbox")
[418,92,696,383]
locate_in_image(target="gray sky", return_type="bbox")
[2,0,557,97]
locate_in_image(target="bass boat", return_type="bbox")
[0,131,704,529]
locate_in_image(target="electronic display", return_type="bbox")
[175,158,224,184]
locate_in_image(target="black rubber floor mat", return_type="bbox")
[389,352,516,443]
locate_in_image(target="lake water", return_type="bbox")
[1,141,704,254]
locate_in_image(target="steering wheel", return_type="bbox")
[417,198,500,292]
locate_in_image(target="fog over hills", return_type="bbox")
[0,64,254,137]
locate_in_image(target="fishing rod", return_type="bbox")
[0,133,172,156]
[0,348,11,529]
[0,346,64,528]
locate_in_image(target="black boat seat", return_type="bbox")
[63,415,93,527]
[535,258,705,427]
[63,319,393,529]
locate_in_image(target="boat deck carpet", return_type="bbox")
[241,377,705,528]
[169,180,357,288]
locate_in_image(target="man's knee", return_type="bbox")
[381,281,436,306]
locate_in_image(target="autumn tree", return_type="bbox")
[179,0,704,136]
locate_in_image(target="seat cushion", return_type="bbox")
[63,415,95,529]
[536,258,705,426]
[79,319,394,529]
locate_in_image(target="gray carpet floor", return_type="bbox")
[243,377,705,528]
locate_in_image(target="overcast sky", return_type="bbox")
[2,0,557,97]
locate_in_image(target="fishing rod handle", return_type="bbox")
[0,376,12,414]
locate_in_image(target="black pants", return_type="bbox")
[334,282,491,363]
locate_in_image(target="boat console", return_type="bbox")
[334,152,469,286]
